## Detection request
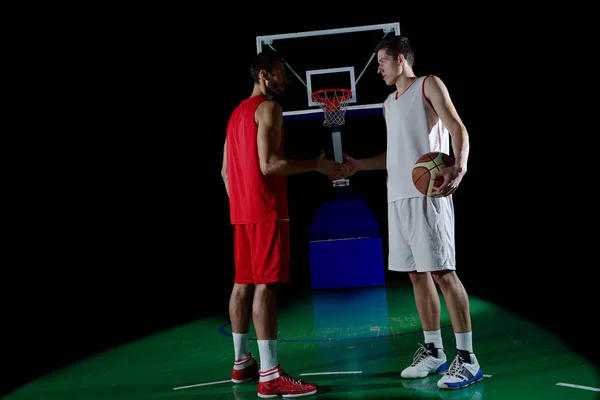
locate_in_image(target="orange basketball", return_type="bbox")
[412,152,455,196]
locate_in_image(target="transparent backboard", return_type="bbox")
[256,22,401,123]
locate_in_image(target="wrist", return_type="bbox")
[311,157,320,171]
[453,164,466,173]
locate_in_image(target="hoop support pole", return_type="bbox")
[331,127,343,163]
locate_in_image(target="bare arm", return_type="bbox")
[424,75,469,172]
[354,152,387,170]
[256,100,318,175]
[424,75,469,196]
[221,138,229,197]
[342,103,387,174]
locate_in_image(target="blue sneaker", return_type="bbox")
[437,349,484,389]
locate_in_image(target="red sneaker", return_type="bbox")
[231,353,259,383]
[257,366,318,398]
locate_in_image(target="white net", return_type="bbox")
[312,89,352,127]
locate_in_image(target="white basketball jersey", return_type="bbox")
[384,75,450,202]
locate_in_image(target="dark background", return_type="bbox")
[3,9,594,398]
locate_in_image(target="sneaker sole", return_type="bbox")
[231,377,256,383]
[438,375,483,390]
[257,388,318,398]
[401,370,447,379]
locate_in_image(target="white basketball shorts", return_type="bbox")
[387,196,456,272]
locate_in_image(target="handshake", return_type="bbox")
[314,150,358,180]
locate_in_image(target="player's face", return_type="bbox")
[377,49,400,85]
[265,61,289,95]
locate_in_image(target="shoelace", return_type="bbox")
[446,355,465,377]
[409,343,431,366]
[280,369,304,385]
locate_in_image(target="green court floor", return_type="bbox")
[5,285,599,399]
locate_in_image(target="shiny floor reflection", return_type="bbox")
[6,285,599,399]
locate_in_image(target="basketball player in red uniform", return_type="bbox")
[221,52,346,398]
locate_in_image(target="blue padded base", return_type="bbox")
[308,197,381,241]
[308,237,385,290]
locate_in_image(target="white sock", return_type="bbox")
[455,331,473,353]
[258,339,279,380]
[233,332,250,363]
[424,329,443,350]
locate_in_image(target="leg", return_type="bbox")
[251,220,318,398]
[410,195,458,341]
[229,283,254,358]
[410,196,482,389]
[252,282,280,371]
[434,270,482,389]
[408,270,445,351]
[431,271,471,338]
[414,195,472,340]
[250,220,289,372]
[388,200,448,379]
[230,224,259,383]
[408,271,441,333]
[401,271,448,378]
[252,283,279,339]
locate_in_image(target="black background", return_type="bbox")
[3,8,595,398]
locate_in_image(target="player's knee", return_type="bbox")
[408,270,430,285]
[254,282,280,298]
[431,270,455,286]
[232,283,253,297]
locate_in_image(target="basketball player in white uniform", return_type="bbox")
[342,35,483,390]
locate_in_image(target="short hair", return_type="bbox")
[250,52,284,84]
[374,35,415,67]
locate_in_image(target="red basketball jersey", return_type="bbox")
[226,95,289,224]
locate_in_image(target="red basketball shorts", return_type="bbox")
[233,220,290,284]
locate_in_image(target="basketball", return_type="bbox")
[412,152,455,196]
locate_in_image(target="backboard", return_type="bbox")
[256,22,401,123]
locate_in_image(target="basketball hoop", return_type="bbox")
[312,88,352,188]
[311,88,352,127]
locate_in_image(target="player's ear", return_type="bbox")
[259,69,270,81]
[397,53,405,65]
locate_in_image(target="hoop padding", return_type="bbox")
[311,89,352,127]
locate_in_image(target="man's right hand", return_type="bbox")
[314,150,349,180]
[342,153,360,178]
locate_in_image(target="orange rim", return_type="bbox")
[312,89,352,110]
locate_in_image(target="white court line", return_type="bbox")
[173,379,231,390]
[556,382,600,392]
[173,371,491,391]
[301,372,488,377]
[300,371,362,376]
